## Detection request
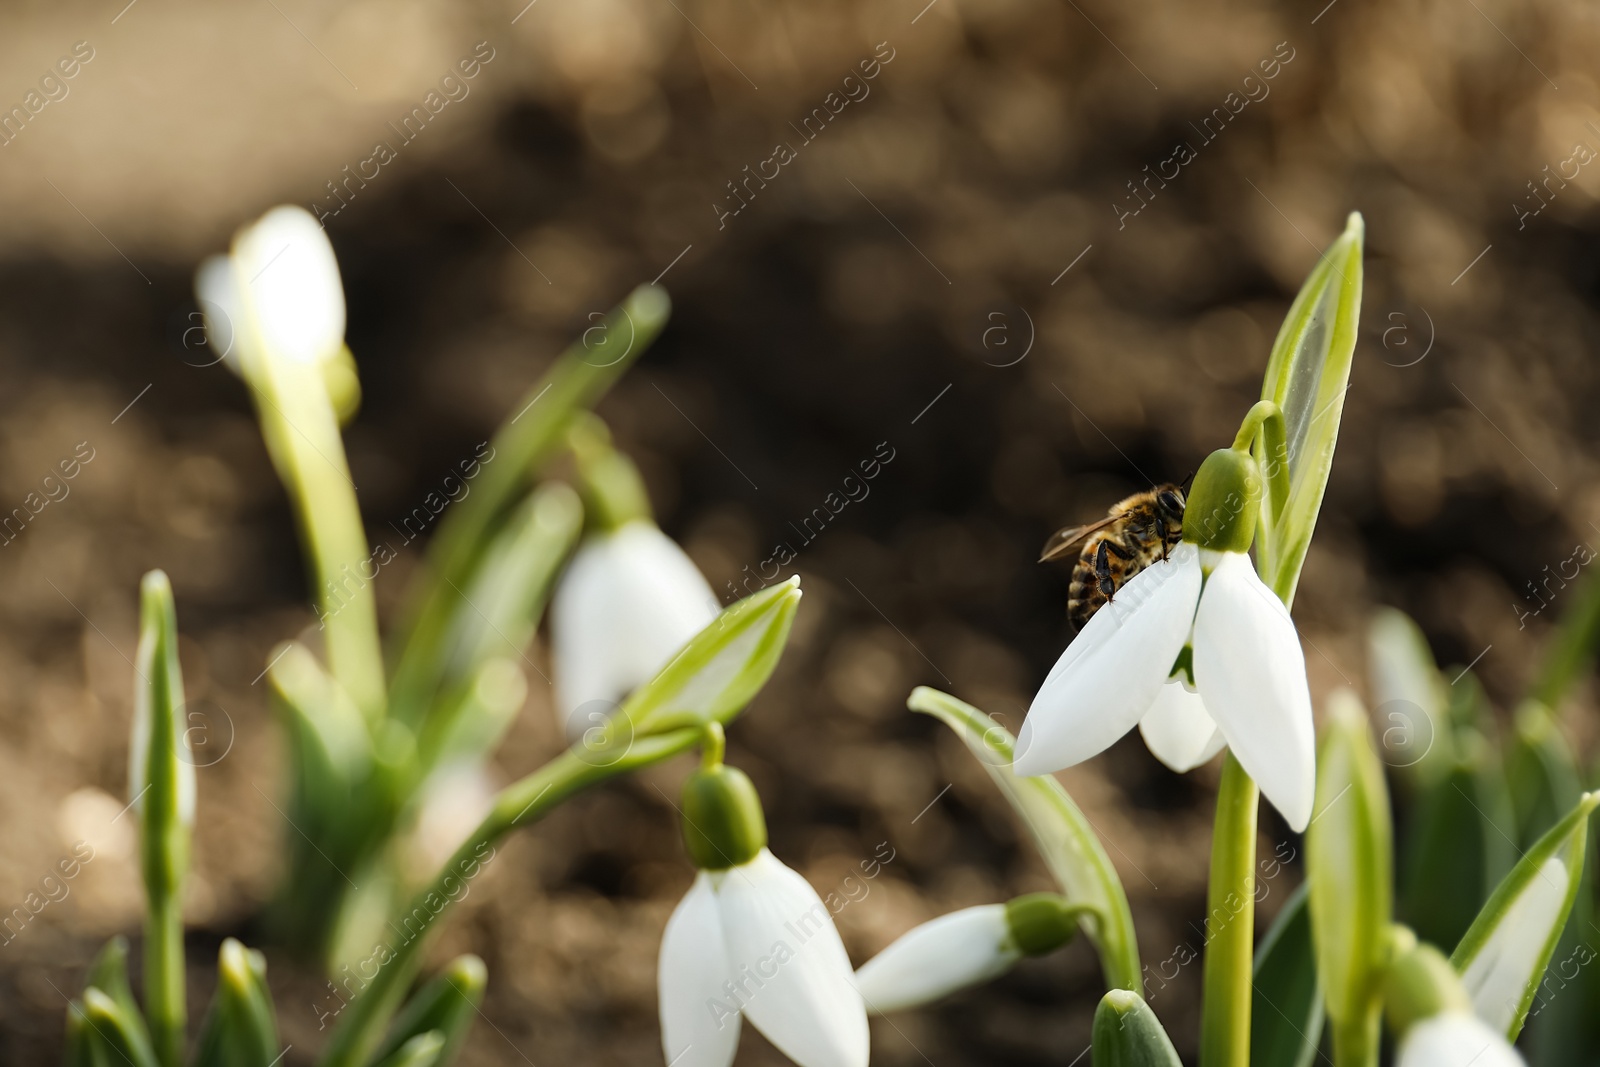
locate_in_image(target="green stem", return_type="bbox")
[389,285,670,724]
[145,895,185,1067]
[317,727,700,1067]
[1331,1008,1381,1067]
[1200,754,1258,1067]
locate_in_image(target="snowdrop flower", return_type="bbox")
[195,205,359,418]
[660,731,868,1067]
[552,417,719,742]
[1387,941,1526,1067]
[854,894,1084,1013]
[1015,420,1315,831]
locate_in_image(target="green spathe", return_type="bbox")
[681,762,769,870]
[1182,448,1263,554]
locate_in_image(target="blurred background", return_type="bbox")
[1,0,1598,1062]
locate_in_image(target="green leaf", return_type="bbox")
[1093,990,1183,1067]
[619,577,804,738]
[1251,883,1324,1067]
[132,570,190,1067]
[372,1031,447,1067]
[1505,700,1583,849]
[371,955,486,1067]
[404,481,582,753]
[1254,212,1364,606]
[1306,692,1392,1063]
[394,284,672,675]
[193,939,282,1067]
[85,936,149,1048]
[1400,727,1517,952]
[1367,607,1452,780]
[906,686,1141,993]
[1529,563,1600,711]
[80,988,160,1067]
[1452,792,1600,1040]
[64,1000,106,1067]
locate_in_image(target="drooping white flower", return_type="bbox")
[551,519,719,741]
[854,905,1018,1013]
[661,746,868,1067]
[1016,441,1316,831]
[1458,856,1568,1034]
[1396,1012,1525,1067]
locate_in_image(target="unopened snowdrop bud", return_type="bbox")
[232,205,347,370]
[1386,942,1525,1067]
[854,893,1088,1014]
[1182,446,1263,554]
[659,739,867,1067]
[551,424,719,742]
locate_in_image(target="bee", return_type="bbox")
[1039,484,1187,632]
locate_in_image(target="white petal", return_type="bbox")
[660,873,741,1067]
[1460,857,1569,1034]
[714,850,868,1067]
[1138,681,1226,773]
[853,904,1020,1014]
[193,255,244,374]
[233,205,346,366]
[1397,1013,1526,1067]
[1192,551,1316,831]
[1015,543,1201,776]
[550,521,720,741]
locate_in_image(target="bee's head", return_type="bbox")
[1156,487,1185,520]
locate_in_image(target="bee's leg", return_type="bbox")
[1095,541,1116,599]
[1155,515,1169,560]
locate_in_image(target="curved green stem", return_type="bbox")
[317,726,700,1067]
[1231,400,1289,527]
[1200,754,1258,1067]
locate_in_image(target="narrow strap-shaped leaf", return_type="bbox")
[370,956,486,1067]
[81,989,160,1067]
[1400,727,1517,952]
[192,939,283,1067]
[1505,700,1583,849]
[85,935,150,1049]
[1093,990,1183,1067]
[133,571,190,1067]
[1451,791,1600,1040]
[907,686,1141,993]
[1528,563,1600,711]
[393,284,671,681]
[64,1000,106,1067]
[1250,883,1324,1067]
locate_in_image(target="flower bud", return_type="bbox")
[1092,989,1183,1067]
[1004,892,1083,957]
[1385,941,1474,1039]
[1181,448,1263,554]
[679,762,768,870]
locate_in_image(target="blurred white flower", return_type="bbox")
[659,848,868,1067]
[1397,1012,1525,1067]
[550,519,718,741]
[1016,542,1315,831]
[853,904,1018,1013]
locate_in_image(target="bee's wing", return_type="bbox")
[1038,516,1119,562]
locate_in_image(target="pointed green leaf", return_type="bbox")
[1367,607,1452,780]
[907,686,1140,993]
[65,1000,106,1067]
[193,939,282,1067]
[395,283,671,670]
[85,936,148,1048]
[1251,882,1324,1067]
[1400,727,1517,952]
[371,955,486,1067]
[81,988,160,1067]
[1306,692,1391,1063]
[1505,700,1583,849]
[1529,564,1600,710]
[1093,990,1183,1067]
[1452,792,1600,1040]
[133,570,189,1067]
[1254,212,1364,605]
